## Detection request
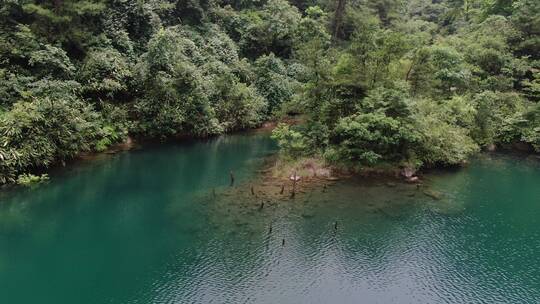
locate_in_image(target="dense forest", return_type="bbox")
[0,0,539,184]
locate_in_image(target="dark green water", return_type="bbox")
[1,133,539,304]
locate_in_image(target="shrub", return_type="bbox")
[330,113,419,165]
[16,173,49,186]
[271,123,308,159]
[0,97,101,184]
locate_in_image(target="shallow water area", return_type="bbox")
[0,134,539,303]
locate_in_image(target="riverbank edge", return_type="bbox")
[259,142,540,195]
[4,117,539,189]
[0,121,280,189]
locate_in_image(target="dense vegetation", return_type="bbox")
[0,0,539,183]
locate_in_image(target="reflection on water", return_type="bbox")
[0,136,539,303]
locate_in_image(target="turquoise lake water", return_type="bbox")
[0,133,539,303]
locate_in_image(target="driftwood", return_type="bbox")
[291,170,297,199]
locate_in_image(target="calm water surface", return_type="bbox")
[0,133,539,303]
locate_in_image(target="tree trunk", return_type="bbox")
[53,0,62,13]
[332,0,346,40]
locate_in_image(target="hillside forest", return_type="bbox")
[1,0,539,183]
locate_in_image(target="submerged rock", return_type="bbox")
[423,189,443,200]
[301,213,315,219]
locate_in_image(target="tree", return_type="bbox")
[511,0,540,59]
[332,0,346,40]
[79,47,133,101]
[329,112,418,165]
[253,53,297,114]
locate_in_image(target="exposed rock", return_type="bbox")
[289,175,301,181]
[114,136,135,151]
[406,176,420,183]
[513,142,532,152]
[401,167,416,178]
[316,168,332,177]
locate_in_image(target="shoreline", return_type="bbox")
[4,122,280,188]
[4,117,540,190]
